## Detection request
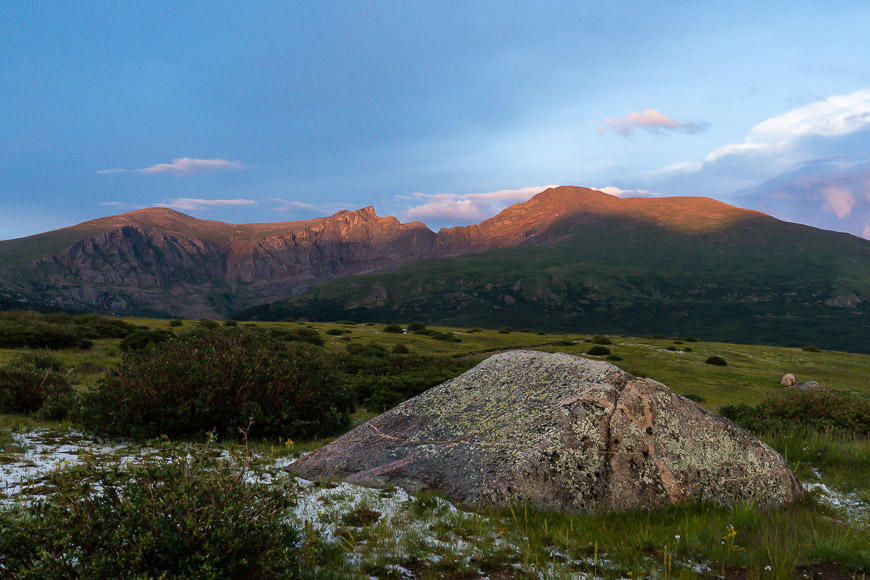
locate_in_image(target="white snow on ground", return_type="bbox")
[804,482,869,523]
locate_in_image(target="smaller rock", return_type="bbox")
[791,381,823,393]
[780,373,796,387]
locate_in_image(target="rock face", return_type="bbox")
[289,351,803,512]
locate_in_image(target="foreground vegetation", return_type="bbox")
[1,311,869,577]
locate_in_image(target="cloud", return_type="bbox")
[598,109,706,137]
[266,199,325,213]
[821,186,857,218]
[153,198,257,211]
[598,186,662,198]
[738,154,870,238]
[98,158,251,175]
[402,185,558,224]
[705,89,870,163]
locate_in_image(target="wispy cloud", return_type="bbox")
[598,109,706,137]
[597,186,662,198]
[401,186,558,224]
[705,89,870,163]
[153,198,257,211]
[98,158,252,175]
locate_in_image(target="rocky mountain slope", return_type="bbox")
[2,186,869,350]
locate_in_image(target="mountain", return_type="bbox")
[237,188,870,353]
[1,186,869,352]
[0,205,437,318]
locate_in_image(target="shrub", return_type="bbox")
[0,441,299,578]
[586,346,611,356]
[336,320,357,325]
[198,318,219,329]
[335,353,473,410]
[720,391,870,435]
[169,319,183,327]
[79,329,352,440]
[653,334,666,339]
[552,339,575,346]
[684,347,693,352]
[268,327,324,346]
[592,335,612,345]
[684,337,699,342]
[413,328,436,335]
[606,354,623,361]
[119,329,174,353]
[705,356,727,366]
[407,322,427,332]
[665,346,679,351]
[382,324,403,334]
[430,331,461,342]
[499,326,513,334]
[282,317,297,323]
[223,319,238,327]
[0,352,77,419]
[802,344,821,353]
[0,316,84,349]
[392,343,410,354]
[326,328,345,335]
[73,314,136,339]
[345,342,389,357]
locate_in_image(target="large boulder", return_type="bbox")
[289,351,802,512]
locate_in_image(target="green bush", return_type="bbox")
[720,390,870,435]
[0,441,299,578]
[336,320,357,325]
[407,322,427,332]
[802,344,821,353]
[430,331,461,342]
[413,328,436,335]
[382,324,403,334]
[326,328,345,335]
[335,353,472,410]
[586,346,611,356]
[392,343,410,354]
[169,319,183,327]
[73,314,135,339]
[119,329,174,353]
[0,314,85,349]
[606,354,623,361]
[79,329,352,440]
[268,327,325,346]
[592,335,612,345]
[665,346,679,351]
[198,319,219,329]
[499,326,513,334]
[223,319,238,327]
[282,317,297,323]
[705,355,727,366]
[684,337,699,342]
[0,352,76,419]
[345,342,389,357]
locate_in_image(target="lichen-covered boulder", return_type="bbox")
[289,351,802,512]
[780,373,796,386]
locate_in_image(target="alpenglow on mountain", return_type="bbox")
[1,187,868,351]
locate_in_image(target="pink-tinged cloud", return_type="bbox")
[402,185,557,223]
[153,198,257,211]
[821,186,857,218]
[98,158,251,175]
[598,109,705,137]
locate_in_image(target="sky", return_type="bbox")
[3,1,870,240]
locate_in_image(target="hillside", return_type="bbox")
[2,186,869,351]
[239,199,870,353]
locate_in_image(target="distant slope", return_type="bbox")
[239,209,870,353]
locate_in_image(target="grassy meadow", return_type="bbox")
[1,315,869,578]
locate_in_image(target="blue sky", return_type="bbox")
[3,1,870,240]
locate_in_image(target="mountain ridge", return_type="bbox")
[1,186,868,350]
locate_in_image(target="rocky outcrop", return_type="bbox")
[780,373,796,387]
[288,351,803,512]
[791,381,823,393]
